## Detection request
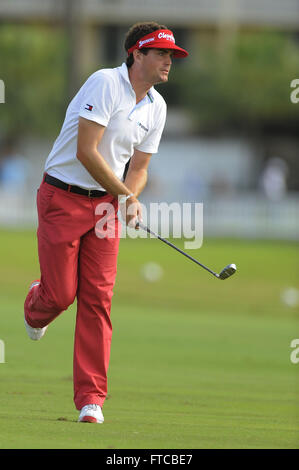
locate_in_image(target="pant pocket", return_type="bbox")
[37,182,57,219]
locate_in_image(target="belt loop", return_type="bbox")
[67,185,71,192]
[88,189,91,197]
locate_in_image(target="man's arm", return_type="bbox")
[76,117,142,225]
[124,148,152,198]
[77,117,134,198]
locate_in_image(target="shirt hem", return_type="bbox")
[79,112,108,127]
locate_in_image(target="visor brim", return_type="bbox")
[141,42,189,58]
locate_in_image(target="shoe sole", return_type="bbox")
[79,416,103,423]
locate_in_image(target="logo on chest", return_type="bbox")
[137,121,149,132]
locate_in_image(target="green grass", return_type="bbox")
[0,230,298,448]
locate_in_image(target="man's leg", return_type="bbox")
[73,198,120,410]
[24,180,94,328]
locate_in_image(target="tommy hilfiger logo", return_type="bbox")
[85,104,93,111]
[137,121,149,132]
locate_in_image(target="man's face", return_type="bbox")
[138,49,173,85]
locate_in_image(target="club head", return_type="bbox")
[218,263,237,280]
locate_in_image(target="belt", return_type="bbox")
[44,174,108,198]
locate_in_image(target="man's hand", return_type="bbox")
[119,195,143,228]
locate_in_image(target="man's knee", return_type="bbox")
[56,291,76,311]
[45,288,76,313]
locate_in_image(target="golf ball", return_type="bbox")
[141,262,164,283]
[280,287,299,308]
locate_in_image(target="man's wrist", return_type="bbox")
[119,193,134,204]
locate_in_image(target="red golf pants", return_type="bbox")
[24,177,120,410]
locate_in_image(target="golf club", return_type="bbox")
[136,221,237,280]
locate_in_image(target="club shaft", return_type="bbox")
[138,222,218,278]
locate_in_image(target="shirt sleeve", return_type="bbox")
[79,72,115,126]
[135,100,167,154]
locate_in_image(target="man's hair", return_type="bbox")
[124,21,168,68]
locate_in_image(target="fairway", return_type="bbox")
[0,230,298,449]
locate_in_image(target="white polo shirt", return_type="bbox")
[45,63,167,190]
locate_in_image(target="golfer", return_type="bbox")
[24,21,188,423]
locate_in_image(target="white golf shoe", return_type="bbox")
[24,280,48,341]
[78,404,104,423]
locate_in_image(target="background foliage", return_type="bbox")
[159,30,299,135]
[0,25,68,139]
[1,26,299,138]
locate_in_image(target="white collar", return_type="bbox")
[118,63,155,102]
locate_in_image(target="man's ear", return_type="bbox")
[133,49,143,64]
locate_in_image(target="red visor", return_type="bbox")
[127,29,188,58]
